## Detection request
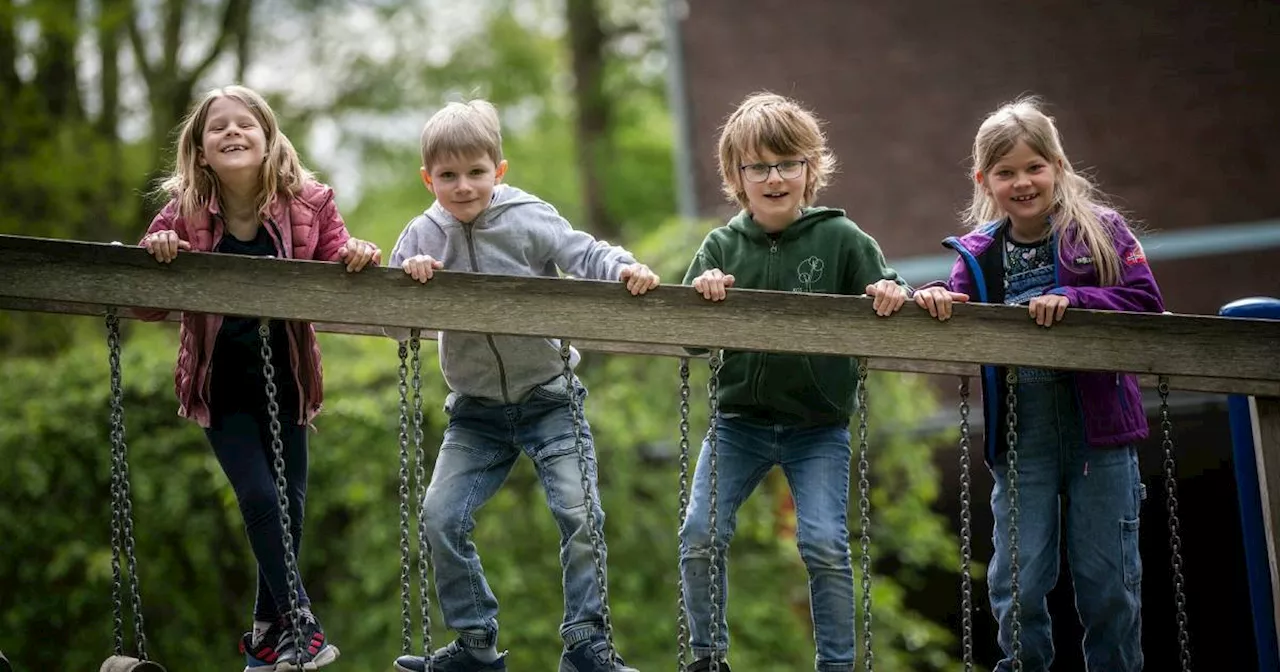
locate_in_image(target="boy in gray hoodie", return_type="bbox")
[389,100,656,672]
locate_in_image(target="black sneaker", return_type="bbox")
[688,657,732,672]
[558,637,638,672]
[394,640,508,672]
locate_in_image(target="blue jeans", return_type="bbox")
[989,376,1144,671]
[679,416,855,672]
[423,376,608,649]
[205,409,311,621]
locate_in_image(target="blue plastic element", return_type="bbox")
[1222,297,1280,672]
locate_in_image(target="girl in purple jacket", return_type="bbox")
[913,97,1165,671]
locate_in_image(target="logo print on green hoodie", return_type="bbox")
[794,256,825,292]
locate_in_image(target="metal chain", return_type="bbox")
[856,359,873,671]
[676,358,693,671]
[106,308,150,660]
[1159,378,1192,671]
[397,340,413,655]
[957,378,975,672]
[706,351,724,671]
[559,340,616,666]
[1004,369,1023,672]
[411,333,434,668]
[260,321,304,664]
[106,309,125,657]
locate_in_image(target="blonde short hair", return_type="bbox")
[160,85,312,220]
[969,96,1123,285]
[420,100,504,171]
[717,92,836,209]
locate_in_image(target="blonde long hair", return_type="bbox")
[159,85,313,220]
[717,92,836,209]
[967,97,1123,286]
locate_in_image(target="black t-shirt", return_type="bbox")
[210,225,298,420]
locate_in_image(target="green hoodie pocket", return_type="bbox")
[756,353,853,421]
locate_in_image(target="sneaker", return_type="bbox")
[559,637,639,672]
[290,612,339,671]
[393,640,507,672]
[241,614,340,672]
[687,657,731,672]
[240,623,287,672]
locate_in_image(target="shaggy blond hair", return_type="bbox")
[968,96,1123,285]
[159,85,312,220]
[717,92,836,209]
[420,100,504,171]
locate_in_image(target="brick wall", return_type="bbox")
[680,0,1280,313]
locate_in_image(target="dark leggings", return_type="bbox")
[206,410,311,621]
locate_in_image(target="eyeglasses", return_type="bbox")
[740,160,807,183]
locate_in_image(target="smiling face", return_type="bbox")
[422,152,509,224]
[198,96,268,183]
[978,139,1059,238]
[739,147,808,232]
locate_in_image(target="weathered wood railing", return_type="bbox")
[3,233,1280,646]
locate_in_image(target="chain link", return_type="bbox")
[1159,378,1193,671]
[559,340,616,667]
[260,321,304,665]
[411,333,434,668]
[1004,369,1022,672]
[106,310,126,657]
[706,351,724,671]
[676,358,693,671]
[397,340,413,655]
[957,377,975,672]
[106,309,150,660]
[855,359,873,671]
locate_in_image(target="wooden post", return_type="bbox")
[1252,396,1280,649]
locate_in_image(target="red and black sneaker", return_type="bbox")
[288,612,340,671]
[239,613,339,671]
[240,622,288,672]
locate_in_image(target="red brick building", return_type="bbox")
[675,0,1280,313]
[671,1,1280,668]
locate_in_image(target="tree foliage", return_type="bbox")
[0,1,968,669]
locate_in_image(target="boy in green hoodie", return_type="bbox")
[679,92,910,672]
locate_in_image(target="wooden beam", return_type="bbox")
[1,235,1278,392]
[2,295,1273,397]
[1252,396,1280,650]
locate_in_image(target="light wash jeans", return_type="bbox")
[989,375,1145,671]
[679,416,855,672]
[423,375,608,649]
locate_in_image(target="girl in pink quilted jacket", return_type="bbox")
[138,84,379,671]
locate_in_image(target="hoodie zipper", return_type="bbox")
[752,238,781,406]
[461,220,512,404]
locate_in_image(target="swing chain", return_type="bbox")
[957,377,975,672]
[707,351,725,671]
[856,359,873,671]
[108,308,124,656]
[1159,378,1192,672]
[260,322,304,665]
[676,358,693,670]
[397,340,413,655]
[106,308,150,660]
[1004,369,1023,672]
[559,340,616,666]
[411,333,434,666]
